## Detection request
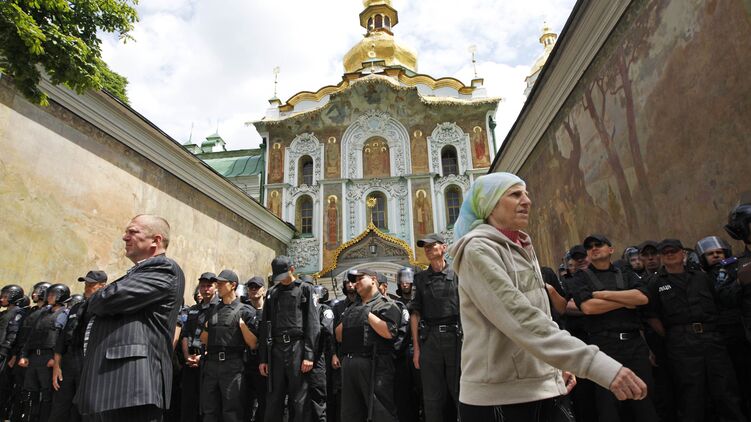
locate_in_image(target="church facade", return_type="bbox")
[252,0,500,282]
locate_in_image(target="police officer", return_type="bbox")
[200,269,257,422]
[47,271,107,422]
[0,284,26,419]
[393,268,419,422]
[724,203,751,341]
[259,256,320,422]
[409,233,461,422]
[308,281,334,422]
[328,274,358,422]
[336,269,400,422]
[181,272,218,422]
[244,276,267,422]
[18,283,70,422]
[567,234,658,421]
[645,239,746,422]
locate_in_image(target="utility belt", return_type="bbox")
[28,348,54,356]
[205,349,245,362]
[422,316,460,326]
[342,351,391,359]
[668,322,717,335]
[425,323,461,333]
[271,332,303,344]
[589,330,640,341]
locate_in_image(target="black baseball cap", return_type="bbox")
[77,270,107,284]
[638,240,659,253]
[417,233,446,247]
[198,272,216,282]
[582,234,612,249]
[657,239,684,252]
[212,269,239,284]
[376,273,388,285]
[271,256,293,282]
[568,245,587,259]
[347,269,379,283]
[246,276,265,288]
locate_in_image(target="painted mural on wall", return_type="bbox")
[471,125,491,167]
[267,189,283,218]
[518,0,751,265]
[325,136,340,178]
[410,128,430,173]
[411,179,435,263]
[269,141,285,183]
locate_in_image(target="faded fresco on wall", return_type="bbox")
[267,189,283,218]
[470,125,491,167]
[363,137,390,178]
[322,184,342,265]
[325,136,340,178]
[410,128,430,173]
[0,82,286,297]
[517,0,751,265]
[411,179,435,263]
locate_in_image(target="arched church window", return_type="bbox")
[368,17,373,30]
[299,155,313,186]
[445,186,462,227]
[296,196,313,235]
[374,14,383,28]
[367,192,388,230]
[363,137,390,178]
[441,146,458,176]
[384,16,391,28]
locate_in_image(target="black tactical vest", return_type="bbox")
[207,301,246,351]
[0,310,11,344]
[340,301,393,355]
[422,269,459,321]
[27,306,66,350]
[272,282,306,335]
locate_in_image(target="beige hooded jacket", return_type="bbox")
[448,224,622,405]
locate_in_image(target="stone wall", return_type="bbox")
[0,78,292,299]
[498,0,751,265]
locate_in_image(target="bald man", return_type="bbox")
[75,215,186,422]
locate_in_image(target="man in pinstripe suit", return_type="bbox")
[74,214,186,422]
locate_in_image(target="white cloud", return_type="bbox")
[101,0,575,151]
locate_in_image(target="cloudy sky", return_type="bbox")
[101,0,575,151]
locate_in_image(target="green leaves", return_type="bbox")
[0,0,138,105]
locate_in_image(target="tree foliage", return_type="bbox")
[0,0,138,105]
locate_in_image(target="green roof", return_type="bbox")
[203,154,263,177]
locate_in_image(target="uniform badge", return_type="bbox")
[323,309,334,321]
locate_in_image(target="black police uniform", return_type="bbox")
[392,296,419,422]
[327,295,355,422]
[259,280,320,422]
[244,302,266,422]
[6,305,39,422]
[309,300,334,422]
[48,300,91,422]
[201,297,256,422]
[340,291,400,422]
[20,305,68,422]
[568,265,658,421]
[646,266,747,422]
[408,263,461,422]
[180,296,218,422]
[708,257,751,416]
[0,305,26,419]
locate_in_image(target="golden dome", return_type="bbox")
[344,0,416,73]
[343,31,418,73]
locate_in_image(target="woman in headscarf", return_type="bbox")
[448,172,647,421]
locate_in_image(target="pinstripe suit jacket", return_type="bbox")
[74,254,185,414]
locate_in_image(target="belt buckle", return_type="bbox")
[692,323,704,334]
[438,325,447,333]
[282,334,291,344]
[218,351,226,361]
[618,333,629,340]
[35,349,41,356]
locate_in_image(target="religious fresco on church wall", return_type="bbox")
[363,137,391,178]
[322,184,342,267]
[268,140,286,183]
[410,126,430,174]
[469,125,491,168]
[514,0,751,266]
[267,189,283,219]
[411,179,435,263]
[325,136,340,178]
[0,80,285,297]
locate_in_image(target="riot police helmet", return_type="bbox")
[397,267,414,284]
[235,284,251,304]
[1,284,25,306]
[32,281,52,303]
[695,236,733,268]
[67,294,85,308]
[312,285,329,303]
[18,295,31,308]
[47,283,71,305]
[726,203,751,243]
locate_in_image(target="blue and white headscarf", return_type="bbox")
[453,172,526,239]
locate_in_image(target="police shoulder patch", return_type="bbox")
[323,309,334,320]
